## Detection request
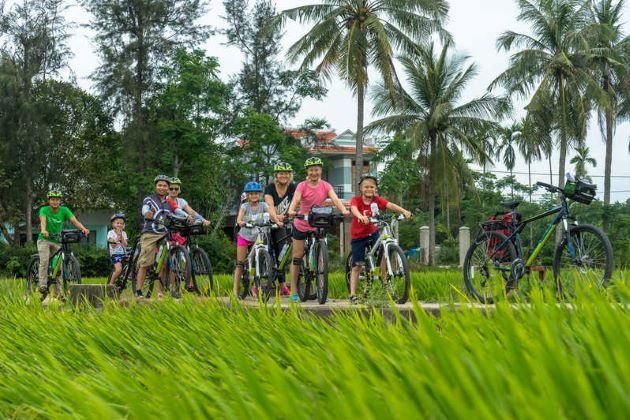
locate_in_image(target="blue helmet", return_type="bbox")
[244,181,263,192]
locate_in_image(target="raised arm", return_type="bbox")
[70,216,90,235]
[386,202,412,219]
[327,189,350,215]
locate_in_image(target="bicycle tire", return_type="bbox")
[62,254,81,294]
[315,239,329,304]
[190,248,214,295]
[26,256,40,293]
[254,249,275,303]
[382,244,410,304]
[552,224,613,296]
[345,253,374,300]
[296,259,310,302]
[168,245,191,295]
[463,231,517,304]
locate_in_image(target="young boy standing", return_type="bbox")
[107,213,128,286]
[37,190,90,298]
[349,176,412,304]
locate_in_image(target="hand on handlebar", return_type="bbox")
[358,215,370,225]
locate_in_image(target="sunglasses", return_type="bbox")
[169,187,180,191]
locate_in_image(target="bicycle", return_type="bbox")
[463,176,613,303]
[344,214,411,304]
[116,215,192,298]
[237,213,277,302]
[294,207,344,304]
[26,230,84,298]
[175,221,214,296]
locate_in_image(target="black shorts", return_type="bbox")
[292,228,309,241]
[351,232,379,266]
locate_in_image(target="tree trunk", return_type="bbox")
[556,77,568,245]
[428,136,437,266]
[603,77,613,232]
[354,83,365,195]
[25,181,33,244]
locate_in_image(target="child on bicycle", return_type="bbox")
[233,181,268,298]
[348,175,412,304]
[287,157,350,302]
[37,190,90,299]
[107,213,128,286]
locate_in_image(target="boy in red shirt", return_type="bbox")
[349,176,412,303]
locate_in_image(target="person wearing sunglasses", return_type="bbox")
[167,177,210,227]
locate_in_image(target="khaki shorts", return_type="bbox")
[137,232,166,268]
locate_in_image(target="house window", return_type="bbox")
[334,185,344,196]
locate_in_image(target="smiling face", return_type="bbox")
[275,171,292,185]
[306,165,322,182]
[360,178,377,199]
[155,181,169,197]
[112,219,125,230]
[169,184,181,199]
[247,192,260,204]
[48,197,61,209]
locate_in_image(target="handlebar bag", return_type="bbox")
[308,206,334,228]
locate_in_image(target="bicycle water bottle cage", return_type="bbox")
[308,206,334,228]
[564,180,596,204]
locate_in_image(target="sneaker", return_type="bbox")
[136,290,144,299]
[280,285,291,296]
[251,284,258,299]
[39,285,49,295]
[186,284,196,293]
[171,290,181,299]
[289,293,299,303]
[349,295,358,305]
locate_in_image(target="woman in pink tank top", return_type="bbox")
[286,157,349,301]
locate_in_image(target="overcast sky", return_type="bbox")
[40,1,630,202]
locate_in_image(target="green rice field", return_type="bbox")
[1,271,629,418]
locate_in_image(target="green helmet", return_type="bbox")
[170,177,182,185]
[273,162,293,173]
[47,190,63,198]
[304,157,323,168]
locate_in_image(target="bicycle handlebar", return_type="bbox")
[535,181,563,194]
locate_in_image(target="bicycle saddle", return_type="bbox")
[499,200,521,210]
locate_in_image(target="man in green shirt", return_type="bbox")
[37,190,90,297]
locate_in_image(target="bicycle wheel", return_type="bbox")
[61,254,81,294]
[296,259,310,302]
[382,244,410,304]
[168,245,192,295]
[552,224,613,296]
[238,261,250,300]
[254,249,275,303]
[315,239,328,304]
[26,256,40,293]
[463,231,517,304]
[190,248,214,295]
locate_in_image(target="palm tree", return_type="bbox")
[367,41,510,265]
[583,0,630,231]
[570,145,597,179]
[518,116,546,202]
[273,0,449,188]
[495,122,522,198]
[491,0,596,191]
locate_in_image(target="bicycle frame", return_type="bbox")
[246,224,273,278]
[50,241,74,279]
[490,198,578,267]
[364,217,401,278]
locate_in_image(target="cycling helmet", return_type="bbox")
[273,162,293,173]
[304,157,323,168]
[359,175,378,187]
[154,174,171,185]
[110,212,126,223]
[170,177,182,185]
[47,190,63,198]
[244,181,263,193]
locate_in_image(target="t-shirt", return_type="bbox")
[238,201,269,242]
[38,206,73,243]
[175,197,188,209]
[107,230,128,255]
[294,180,332,233]
[350,195,389,239]
[264,182,296,216]
[141,194,186,234]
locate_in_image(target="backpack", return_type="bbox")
[484,212,517,259]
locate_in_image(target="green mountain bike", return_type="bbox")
[463,177,613,303]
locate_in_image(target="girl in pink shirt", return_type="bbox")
[287,157,349,302]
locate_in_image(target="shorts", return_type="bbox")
[236,234,255,247]
[110,254,125,265]
[292,228,309,241]
[138,232,166,268]
[351,232,379,266]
